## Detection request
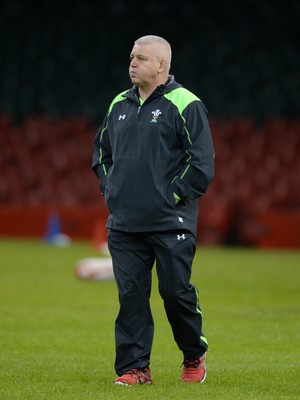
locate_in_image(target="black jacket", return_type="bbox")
[92,76,215,237]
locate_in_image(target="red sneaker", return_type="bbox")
[114,368,152,385]
[181,354,206,383]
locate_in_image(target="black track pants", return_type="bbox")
[108,229,208,376]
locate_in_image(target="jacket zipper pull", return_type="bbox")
[137,106,141,114]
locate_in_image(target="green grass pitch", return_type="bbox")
[0,238,299,399]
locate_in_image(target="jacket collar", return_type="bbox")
[124,75,181,102]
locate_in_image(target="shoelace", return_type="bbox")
[182,359,201,369]
[125,368,149,377]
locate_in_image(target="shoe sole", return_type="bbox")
[201,371,207,383]
[114,381,152,386]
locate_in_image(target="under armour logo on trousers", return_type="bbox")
[177,234,186,240]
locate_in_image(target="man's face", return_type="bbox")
[129,44,162,88]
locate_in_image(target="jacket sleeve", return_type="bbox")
[170,100,215,202]
[92,114,112,195]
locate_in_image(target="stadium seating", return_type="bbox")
[0,115,299,247]
[197,118,300,246]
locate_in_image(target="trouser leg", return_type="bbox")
[108,229,155,376]
[149,230,208,359]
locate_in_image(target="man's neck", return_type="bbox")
[138,85,157,101]
[138,76,168,100]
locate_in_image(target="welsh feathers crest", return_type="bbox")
[150,109,162,123]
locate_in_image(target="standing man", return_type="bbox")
[92,35,214,385]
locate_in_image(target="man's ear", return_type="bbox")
[158,59,167,72]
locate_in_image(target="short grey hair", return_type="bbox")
[134,35,172,70]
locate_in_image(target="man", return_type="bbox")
[92,35,215,385]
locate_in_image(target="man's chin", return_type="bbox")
[130,76,140,84]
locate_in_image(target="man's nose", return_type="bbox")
[130,58,137,67]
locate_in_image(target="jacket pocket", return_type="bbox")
[165,181,177,208]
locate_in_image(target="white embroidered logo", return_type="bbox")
[177,234,186,240]
[118,114,126,120]
[178,217,183,223]
[150,109,162,123]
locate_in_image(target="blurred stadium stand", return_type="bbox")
[0,0,299,247]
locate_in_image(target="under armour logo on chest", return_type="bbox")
[177,234,186,240]
[118,114,126,120]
